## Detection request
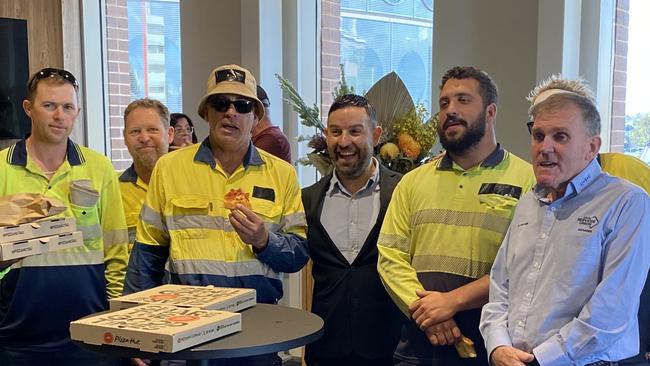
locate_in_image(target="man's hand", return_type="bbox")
[130,358,150,366]
[490,346,535,366]
[229,204,269,251]
[422,318,462,346]
[410,289,459,329]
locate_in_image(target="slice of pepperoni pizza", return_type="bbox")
[224,188,252,210]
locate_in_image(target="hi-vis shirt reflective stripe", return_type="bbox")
[377,147,535,315]
[0,140,129,298]
[118,165,148,249]
[131,140,308,302]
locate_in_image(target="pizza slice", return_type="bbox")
[224,188,252,210]
[455,335,477,358]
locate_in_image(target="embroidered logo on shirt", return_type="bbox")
[577,216,599,232]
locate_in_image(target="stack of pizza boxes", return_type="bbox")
[0,216,83,261]
[71,284,257,353]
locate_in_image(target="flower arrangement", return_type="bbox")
[276,69,437,175]
[377,104,438,174]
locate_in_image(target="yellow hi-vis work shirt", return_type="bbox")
[378,146,535,315]
[127,140,308,303]
[0,139,129,353]
[118,164,148,250]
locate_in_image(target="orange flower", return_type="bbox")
[398,134,421,159]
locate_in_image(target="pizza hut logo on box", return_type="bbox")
[104,332,114,344]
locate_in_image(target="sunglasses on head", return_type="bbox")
[209,97,254,114]
[28,68,79,90]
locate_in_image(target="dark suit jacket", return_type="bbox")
[303,165,405,361]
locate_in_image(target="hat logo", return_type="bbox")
[216,69,246,84]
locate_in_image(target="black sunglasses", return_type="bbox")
[209,97,254,114]
[527,121,534,134]
[28,68,79,90]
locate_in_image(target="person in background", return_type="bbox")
[480,75,650,366]
[0,67,128,365]
[124,64,308,366]
[169,112,198,150]
[303,94,404,366]
[252,85,291,163]
[119,98,174,250]
[377,66,535,365]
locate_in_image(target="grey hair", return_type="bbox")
[527,75,600,137]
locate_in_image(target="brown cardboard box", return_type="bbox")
[0,217,76,244]
[110,284,256,312]
[70,304,242,353]
[0,231,84,260]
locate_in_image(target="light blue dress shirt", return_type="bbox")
[480,159,650,365]
[321,158,380,264]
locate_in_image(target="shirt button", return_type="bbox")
[517,320,524,327]
[526,291,532,297]
[533,261,540,268]
[540,233,547,239]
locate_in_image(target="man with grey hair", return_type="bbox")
[480,75,650,366]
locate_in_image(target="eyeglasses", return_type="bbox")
[527,121,534,134]
[209,97,254,114]
[174,126,194,134]
[28,68,79,90]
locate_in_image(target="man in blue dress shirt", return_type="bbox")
[480,75,650,366]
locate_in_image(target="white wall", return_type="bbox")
[180,0,243,140]
[433,0,539,161]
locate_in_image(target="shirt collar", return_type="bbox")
[8,139,84,167]
[438,143,505,170]
[534,158,601,203]
[119,164,138,183]
[327,157,380,197]
[193,137,264,169]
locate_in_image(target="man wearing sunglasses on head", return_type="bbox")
[0,68,129,365]
[124,64,308,366]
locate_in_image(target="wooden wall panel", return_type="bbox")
[0,0,63,75]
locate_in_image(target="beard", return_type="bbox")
[329,144,373,180]
[133,148,163,171]
[439,111,487,155]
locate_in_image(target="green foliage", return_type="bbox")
[392,105,438,153]
[275,74,324,131]
[627,112,650,148]
[332,64,355,99]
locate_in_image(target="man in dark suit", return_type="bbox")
[303,94,404,366]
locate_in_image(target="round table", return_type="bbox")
[75,303,323,366]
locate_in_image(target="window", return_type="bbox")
[321,0,433,116]
[104,0,182,169]
[614,0,650,163]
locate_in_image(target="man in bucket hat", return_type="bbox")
[124,64,309,366]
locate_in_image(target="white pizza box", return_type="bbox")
[110,284,257,312]
[0,230,84,261]
[70,304,242,353]
[0,217,76,244]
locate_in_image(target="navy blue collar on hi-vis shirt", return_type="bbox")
[194,137,265,169]
[6,139,85,166]
[119,164,139,183]
[438,143,505,170]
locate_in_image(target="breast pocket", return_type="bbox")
[250,199,283,229]
[556,232,603,286]
[478,194,519,215]
[169,197,213,240]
